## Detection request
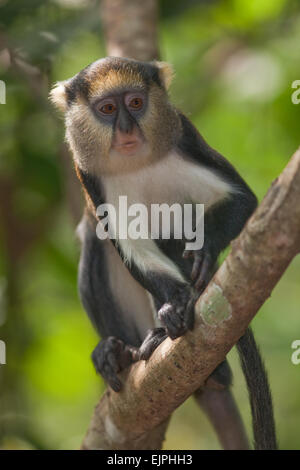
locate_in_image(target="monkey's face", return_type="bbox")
[50,57,180,175]
[91,88,150,159]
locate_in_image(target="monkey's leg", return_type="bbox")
[194,361,249,450]
[78,213,156,391]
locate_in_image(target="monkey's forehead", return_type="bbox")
[67,57,161,102]
[88,68,146,96]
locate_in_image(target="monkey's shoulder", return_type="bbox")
[176,111,250,190]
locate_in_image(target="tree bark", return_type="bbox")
[81,148,300,449]
[100,0,160,61]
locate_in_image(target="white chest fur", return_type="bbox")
[102,151,231,210]
[99,152,233,281]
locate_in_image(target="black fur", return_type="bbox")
[92,336,138,392]
[139,328,168,361]
[237,328,277,449]
[77,168,106,208]
[177,112,257,261]
[177,113,257,191]
[78,213,142,347]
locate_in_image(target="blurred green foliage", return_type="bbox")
[0,0,300,450]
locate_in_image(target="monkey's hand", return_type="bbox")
[92,337,139,392]
[158,288,195,340]
[139,290,196,360]
[183,245,217,292]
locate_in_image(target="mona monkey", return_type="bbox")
[50,57,277,450]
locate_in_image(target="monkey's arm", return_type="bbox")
[115,240,195,340]
[178,113,258,288]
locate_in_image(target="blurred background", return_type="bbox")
[0,0,300,450]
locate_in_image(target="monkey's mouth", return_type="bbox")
[113,140,142,155]
[117,141,138,149]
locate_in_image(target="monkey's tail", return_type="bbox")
[237,328,278,450]
[194,386,250,450]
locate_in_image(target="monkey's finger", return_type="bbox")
[139,328,167,360]
[164,316,186,339]
[159,312,182,339]
[158,303,181,327]
[108,341,137,371]
[118,345,136,369]
[103,368,122,393]
[126,345,140,363]
[158,304,183,335]
[92,352,122,392]
[106,351,121,373]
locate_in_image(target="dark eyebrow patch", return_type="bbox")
[90,86,146,104]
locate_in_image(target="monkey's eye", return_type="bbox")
[128,97,143,110]
[98,103,117,114]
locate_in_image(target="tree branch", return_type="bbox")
[81,148,300,450]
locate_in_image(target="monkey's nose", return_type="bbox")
[112,127,143,155]
[116,110,135,134]
[114,128,138,146]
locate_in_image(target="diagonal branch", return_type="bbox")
[81,148,300,450]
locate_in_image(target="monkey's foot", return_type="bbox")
[139,328,168,360]
[183,246,215,292]
[92,337,138,392]
[158,289,195,340]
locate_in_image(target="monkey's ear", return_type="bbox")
[49,81,69,112]
[154,61,174,90]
